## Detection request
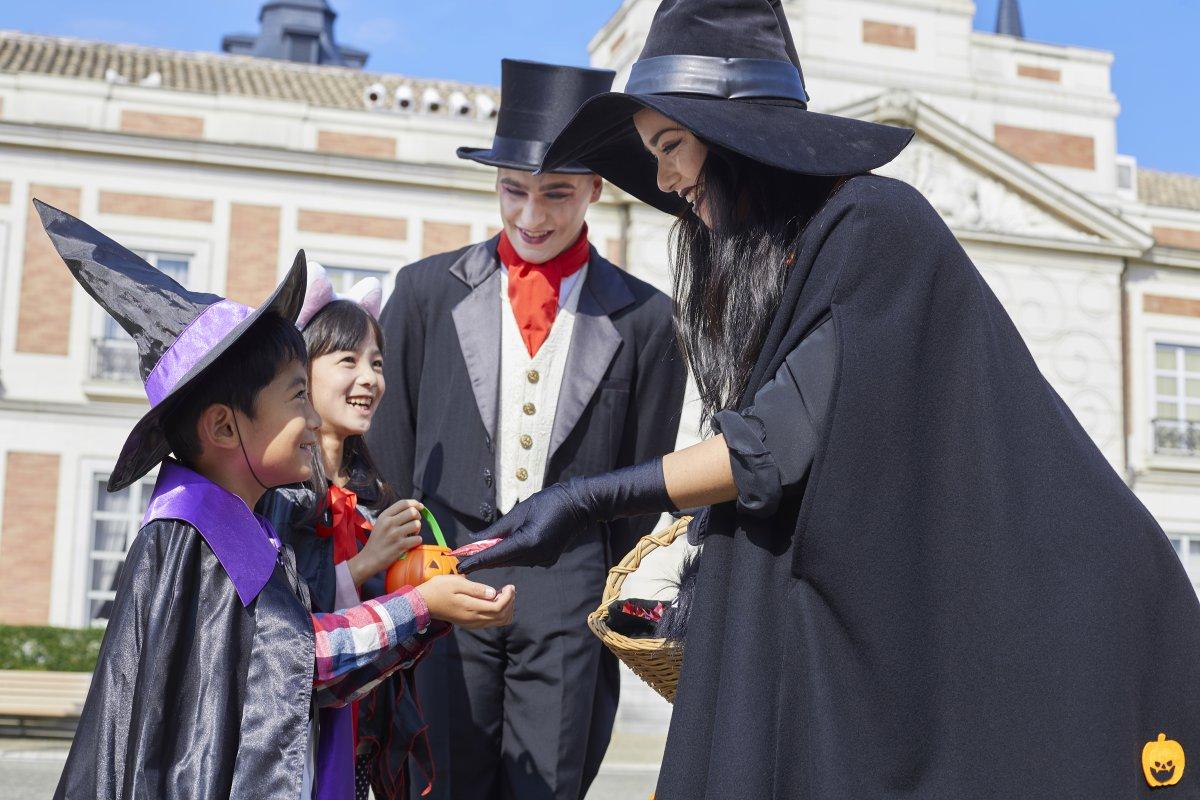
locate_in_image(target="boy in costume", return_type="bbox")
[35,201,515,800]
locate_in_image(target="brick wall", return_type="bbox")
[226,203,281,306]
[120,110,205,139]
[1017,65,1061,83]
[0,452,61,625]
[421,221,472,258]
[17,186,81,355]
[862,20,916,50]
[298,209,408,240]
[1153,226,1200,251]
[1144,295,1200,318]
[99,191,213,222]
[316,130,397,160]
[0,181,10,205]
[994,124,1095,169]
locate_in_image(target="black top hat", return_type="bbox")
[457,59,615,173]
[34,200,307,492]
[540,0,914,213]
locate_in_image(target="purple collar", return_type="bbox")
[142,460,280,606]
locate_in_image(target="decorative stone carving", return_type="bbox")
[877,137,1099,242]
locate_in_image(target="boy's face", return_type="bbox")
[237,359,321,487]
[496,168,602,264]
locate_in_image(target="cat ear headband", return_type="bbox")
[296,261,384,329]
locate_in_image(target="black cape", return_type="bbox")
[656,175,1200,799]
[54,520,316,799]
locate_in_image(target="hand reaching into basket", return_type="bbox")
[454,458,677,572]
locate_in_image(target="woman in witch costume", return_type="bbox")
[455,1,1200,798]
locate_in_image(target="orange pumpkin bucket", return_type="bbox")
[385,507,459,592]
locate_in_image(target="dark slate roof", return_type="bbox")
[0,30,497,113]
[1140,169,1200,212]
[995,0,1025,38]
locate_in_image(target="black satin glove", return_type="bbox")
[456,458,676,572]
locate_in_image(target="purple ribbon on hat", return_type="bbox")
[144,300,254,407]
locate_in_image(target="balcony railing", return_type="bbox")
[1154,418,1200,456]
[89,337,140,383]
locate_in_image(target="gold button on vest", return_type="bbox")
[520,434,533,450]
[523,402,536,416]
[527,369,540,384]
[515,467,529,481]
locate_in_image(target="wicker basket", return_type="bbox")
[587,516,691,704]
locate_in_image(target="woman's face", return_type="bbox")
[309,328,386,441]
[633,108,712,227]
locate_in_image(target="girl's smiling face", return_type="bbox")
[309,327,386,440]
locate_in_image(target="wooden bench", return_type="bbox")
[0,670,91,738]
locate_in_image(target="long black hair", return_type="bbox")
[302,299,396,509]
[670,143,841,430]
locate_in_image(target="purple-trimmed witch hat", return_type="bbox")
[33,199,307,492]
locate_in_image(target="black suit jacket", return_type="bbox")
[369,236,686,561]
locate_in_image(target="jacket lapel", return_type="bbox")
[548,248,637,460]
[450,239,502,442]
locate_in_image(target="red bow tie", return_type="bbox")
[498,225,590,357]
[315,484,373,565]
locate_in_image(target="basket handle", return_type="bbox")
[597,515,692,612]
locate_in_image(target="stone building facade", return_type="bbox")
[0,0,1198,733]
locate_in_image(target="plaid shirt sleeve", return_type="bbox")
[311,585,450,708]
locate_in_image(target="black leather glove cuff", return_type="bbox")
[562,456,677,523]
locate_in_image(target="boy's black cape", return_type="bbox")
[656,175,1200,799]
[55,520,315,799]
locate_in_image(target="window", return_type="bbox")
[1153,343,1200,455]
[286,32,319,63]
[1168,536,1200,601]
[85,471,157,625]
[91,252,191,383]
[324,265,390,294]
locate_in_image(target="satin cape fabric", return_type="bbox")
[655,175,1200,799]
[54,519,315,800]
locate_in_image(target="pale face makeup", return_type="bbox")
[496,168,602,263]
[309,329,386,442]
[632,107,712,227]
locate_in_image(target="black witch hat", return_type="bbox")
[457,59,615,173]
[540,0,914,213]
[33,200,307,492]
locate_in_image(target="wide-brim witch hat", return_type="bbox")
[540,0,915,213]
[33,200,307,492]
[457,58,615,173]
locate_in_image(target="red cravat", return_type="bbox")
[498,225,590,357]
[315,484,373,566]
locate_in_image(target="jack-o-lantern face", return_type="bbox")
[386,544,459,592]
[1142,732,1186,788]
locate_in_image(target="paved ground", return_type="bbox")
[0,731,665,800]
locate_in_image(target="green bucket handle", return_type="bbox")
[398,505,448,558]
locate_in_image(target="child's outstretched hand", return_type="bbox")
[348,499,424,585]
[417,575,515,630]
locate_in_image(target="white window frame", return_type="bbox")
[1167,533,1200,601]
[304,249,406,301]
[73,462,157,627]
[1146,332,1200,470]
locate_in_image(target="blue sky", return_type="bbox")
[4,0,1198,174]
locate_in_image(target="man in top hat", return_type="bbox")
[368,59,687,800]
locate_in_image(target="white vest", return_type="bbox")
[496,265,587,514]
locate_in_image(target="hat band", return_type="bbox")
[489,134,552,168]
[626,55,808,105]
[145,299,253,407]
